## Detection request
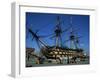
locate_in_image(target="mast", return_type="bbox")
[69,16,78,49]
[55,16,62,47]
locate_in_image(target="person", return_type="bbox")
[59,55,63,64]
[67,56,70,64]
[64,55,68,64]
[62,55,65,64]
[27,53,31,61]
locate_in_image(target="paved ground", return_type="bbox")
[26,58,89,67]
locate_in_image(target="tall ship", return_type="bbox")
[26,16,89,67]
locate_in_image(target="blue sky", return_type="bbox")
[26,12,89,55]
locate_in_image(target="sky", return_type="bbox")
[26,12,89,55]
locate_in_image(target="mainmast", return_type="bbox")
[55,16,62,47]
